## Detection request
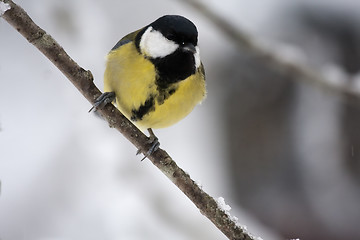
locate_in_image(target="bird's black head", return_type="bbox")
[150,15,198,48]
[136,15,201,86]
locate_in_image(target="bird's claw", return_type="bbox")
[137,139,160,161]
[137,128,160,161]
[89,92,116,112]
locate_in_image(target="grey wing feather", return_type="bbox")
[111,29,142,51]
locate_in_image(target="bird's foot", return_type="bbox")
[89,92,115,112]
[137,128,160,161]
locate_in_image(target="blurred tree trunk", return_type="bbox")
[298,6,360,182]
[221,51,332,239]
[220,5,360,240]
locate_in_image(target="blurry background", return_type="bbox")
[1,0,360,239]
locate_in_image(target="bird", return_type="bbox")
[92,15,206,159]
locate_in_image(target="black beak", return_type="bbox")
[181,43,196,54]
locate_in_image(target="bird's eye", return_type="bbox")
[165,33,175,40]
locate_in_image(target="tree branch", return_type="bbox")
[0,1,258,239]
[182,0,360,103]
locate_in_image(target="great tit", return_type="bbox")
[93,15,206,158]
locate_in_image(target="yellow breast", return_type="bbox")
[104,42,206,130]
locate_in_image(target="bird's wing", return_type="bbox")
[111,28,143,51]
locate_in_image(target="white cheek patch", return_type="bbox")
[194,46,201,69]
[140,27,179,58]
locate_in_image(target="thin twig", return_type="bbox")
[182,0,360,103]
[0,1,257,239]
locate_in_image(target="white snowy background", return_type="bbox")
[1,0,360,240]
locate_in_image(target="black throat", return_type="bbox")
[151,49,196,89]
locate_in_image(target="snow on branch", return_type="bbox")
[0,0,259,239]
[0,1,10,15]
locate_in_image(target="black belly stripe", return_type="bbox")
[157,85,178,105]
[131,95,155,121]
